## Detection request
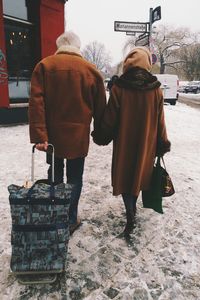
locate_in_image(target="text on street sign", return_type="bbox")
[114,21,149,33]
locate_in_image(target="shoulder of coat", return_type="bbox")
[81,60,104,81]
[41,55,55,64]
[157,87,163,97]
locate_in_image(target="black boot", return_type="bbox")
[122,194,138,235]
[124,210,136,235]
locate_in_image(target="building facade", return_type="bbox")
[0,0,66,123]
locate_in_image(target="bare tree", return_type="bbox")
[123,37,137,57]
[179,43,200,80]
[82,41,111,72]
[152,25,192,74]
[123,25,197,75]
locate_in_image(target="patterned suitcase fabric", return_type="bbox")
[8,182,73,273]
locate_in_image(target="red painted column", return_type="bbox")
[0,0,9,108]
[40,0,65,59]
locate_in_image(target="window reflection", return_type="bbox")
[3,0,28,21]
[5,20,36,102]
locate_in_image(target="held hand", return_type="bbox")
[35,141,48,151]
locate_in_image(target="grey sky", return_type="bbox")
[65,0,200,64]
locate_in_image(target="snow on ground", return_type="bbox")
[0,101,200,299]
[179,92,200,101]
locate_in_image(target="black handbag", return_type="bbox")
[142,156,175,214]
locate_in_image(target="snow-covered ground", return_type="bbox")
[0,100,200,299]
[179,92,200,101]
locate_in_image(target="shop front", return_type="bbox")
[0,0,66,124]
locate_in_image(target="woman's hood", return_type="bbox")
[114,47,161,90]
[123,46,152,73]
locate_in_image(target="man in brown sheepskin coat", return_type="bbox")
[29,31,106,235]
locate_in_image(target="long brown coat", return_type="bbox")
[29,47,106,159]
[93,47,171,196]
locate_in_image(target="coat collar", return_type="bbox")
[55,45,82,57]
[116,67,161,91]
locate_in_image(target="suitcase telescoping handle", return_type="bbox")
[31,144,55,183]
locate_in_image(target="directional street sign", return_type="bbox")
[135,33,149,47]
[138,32,149,39]
[114,21,149,33]
[151,6,161,24]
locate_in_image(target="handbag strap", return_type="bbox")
[155,156,161,166]
[156,156,167,170]
[161,156,167,170]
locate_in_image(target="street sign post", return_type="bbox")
[114,7,161,52]
[151,53,157,64]
[114,21,149,33]
[149,6,161,50]
[126,32,136,36]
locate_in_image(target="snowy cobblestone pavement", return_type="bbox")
[0,102,200,299]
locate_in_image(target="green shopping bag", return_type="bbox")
[142,157,164,214]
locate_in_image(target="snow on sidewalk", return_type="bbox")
[0,102,200,300]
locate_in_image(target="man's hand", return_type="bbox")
[35,141,48,151]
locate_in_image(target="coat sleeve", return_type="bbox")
[91,76,107,132]
[92,86,120,145]
[28,62,48,143]
[156,89,171,156]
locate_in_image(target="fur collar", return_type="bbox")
[55,45,82,57]
[115,67,161,91]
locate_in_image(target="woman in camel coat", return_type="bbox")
[92,46,171,235]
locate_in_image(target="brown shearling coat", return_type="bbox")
[93,48,171,196]
[29,49,106,159]
[92,52,171,197]
[96,83,170,196]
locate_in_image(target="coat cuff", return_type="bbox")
[156,140,171,156]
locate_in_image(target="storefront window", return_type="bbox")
[4,19,36,102]
[3,0,38,103]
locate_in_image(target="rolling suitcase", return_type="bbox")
[8,144,74,284]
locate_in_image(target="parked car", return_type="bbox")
[155,74,179,105]
[184,81,200,94]
[178,81,189,93]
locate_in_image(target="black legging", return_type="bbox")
[48,156,85,224]
[122,194,138,213]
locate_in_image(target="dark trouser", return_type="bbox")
[47,156,85,225]
[122,194,138,216]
